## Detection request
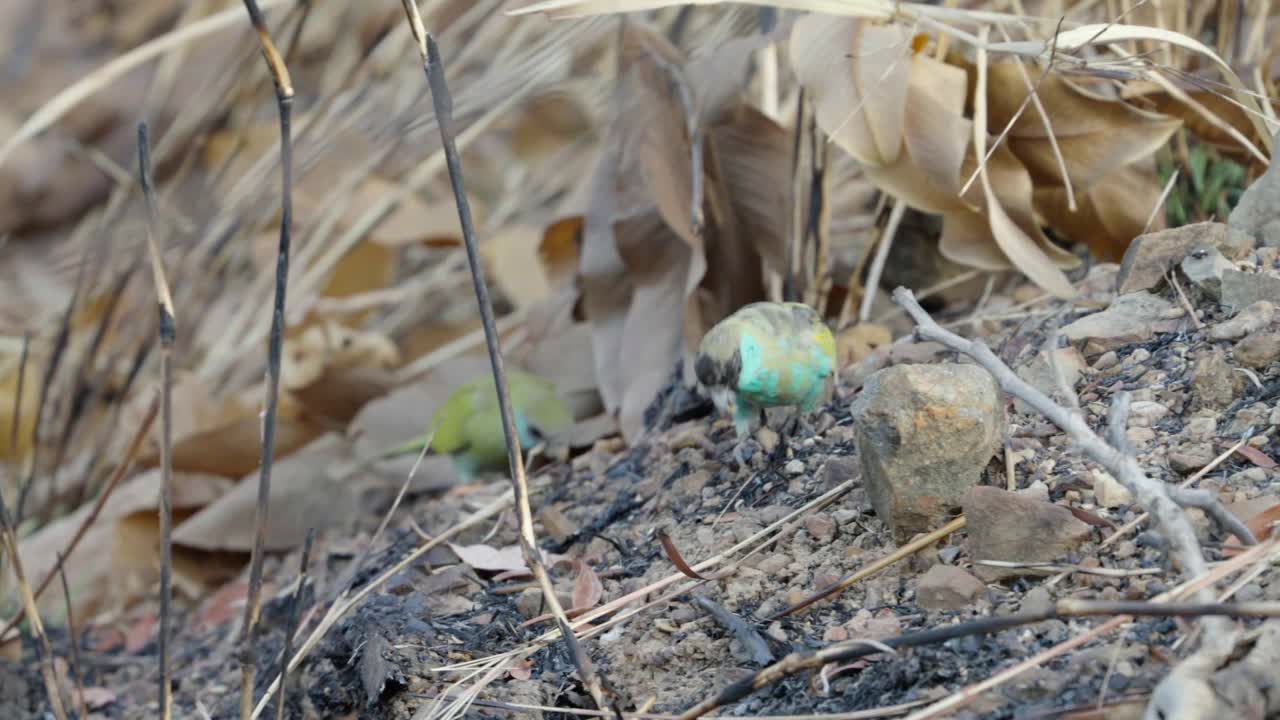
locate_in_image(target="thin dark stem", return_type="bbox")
[56,555,88,720]
[138,120,177,720]
[275,528,315,720]
[678,599,1280,719]
[401,12,614,713]
[8,330,28,459]
[237,3,295,719]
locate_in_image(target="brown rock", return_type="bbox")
[1221,270,1280,310]
[1117,222,1252,294]
[917,564,987,610]
[804,514,837,543]
[851,364,1001,543]
[963,486,1093,581]
[1190,348,1243,411]
[1234,332,1280,368]
[1209,300,1275,340]
[1169,443,1216,474]
[820,456,860,490]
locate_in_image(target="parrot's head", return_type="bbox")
[695,321,744,420]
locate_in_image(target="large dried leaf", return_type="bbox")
[988,23,1272,154]
[789,16,911,167]
[8,470,232,618]
[511,0,897,23]
[969,53,1076,298]
[161,392,326,478]
[707,106,792,275]
[173,434,357,552]
[483,224,554,310]
[1035,164,1167,261]
[983,64,1181,189]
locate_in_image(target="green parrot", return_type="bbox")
[695,301,837,444]
[384,369,573,481]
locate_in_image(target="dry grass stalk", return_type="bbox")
[0,491,67,720]
[235,2,296,718]
[137,120,178,720]
[398,2,616,711]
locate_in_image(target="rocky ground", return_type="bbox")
[5,216,1280,720]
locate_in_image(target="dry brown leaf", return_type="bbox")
[788,16,911,168]
[571,560,604,610]
[539,216,584,289]
[281,320,401,391]
[983,65,1182,189]
[1035,164,1166,261]
[483,224,554,310]
[6,470,232,619]
[511,88,594,162]
[172,433,356,552]
[791,19,1077,296]
[579,24,792,440]
[161,392,326,478]
[448,543,528,574]
[1226,503,1280,557]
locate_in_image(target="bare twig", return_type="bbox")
[274,528,314,720]
[138,120,178,720]
[891,287,1254,580]
[0,488,67,720]
[677,545,1280,720]
[236,2,295,718]
[399,8,615,712]
[857,198,906,323]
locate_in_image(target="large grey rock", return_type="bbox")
[1117,222,1253,294]
[851,363,1001,543]
[1060,291,1181,348]
[963,486,1092,581]
[1180,246,1234,298]
[1221,270,1280,310]
[1228,130,1280,248]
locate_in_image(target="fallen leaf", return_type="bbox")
[1226,502,1280,557]
[483,224,554,310]
[571,560,604,610]
[1234,444,1277,469]
[508,658,535,681]
[173,433,357,552]
[448,543,528,574]
[78,687,118,710]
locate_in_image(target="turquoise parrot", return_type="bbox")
[695,302,837,442]
[386,369,573,481]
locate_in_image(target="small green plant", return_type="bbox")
[1159,143,1247,227]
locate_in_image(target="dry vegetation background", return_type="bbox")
[0,0,1278,718]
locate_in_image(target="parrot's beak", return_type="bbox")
[708,386,738,419]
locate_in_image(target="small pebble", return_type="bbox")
[784,459,806,476]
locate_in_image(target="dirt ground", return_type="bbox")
[5,259,1279,720]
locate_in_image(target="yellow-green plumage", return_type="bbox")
[391,369,572,480]
[695,302,836,437]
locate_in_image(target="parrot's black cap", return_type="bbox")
[695,347,741,389]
